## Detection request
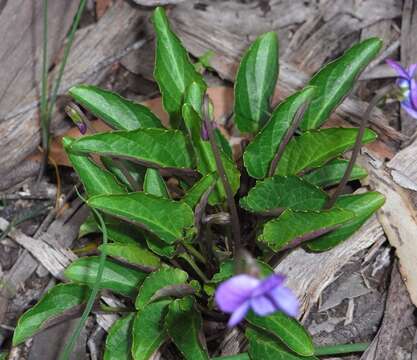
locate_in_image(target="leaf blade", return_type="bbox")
[104,314,134,360]
[234,32,279,133]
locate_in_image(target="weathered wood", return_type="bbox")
[0,0,79,118]
[0,1,149,177]
[361,262,415,360]
[400,0,417,136]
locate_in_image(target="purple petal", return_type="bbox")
[386,59,409,79]
[227,301,250,327]
[410,78,417,110]
[401,101,417,120]
[269,286,299,318]
[251,274,285,297]
[250,295,277,316]
[77,122,87,135]
[408,63,417,78]
[215,275,260,313]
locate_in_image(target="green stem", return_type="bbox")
[37,0,87,183]
[314,342,369,356]
[179,253,209,283]
[182,241,207,265]
[59,208,107,360]
[98,305,134,313]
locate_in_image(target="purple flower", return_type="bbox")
[76,122,87,135]
[215,273,299,327]
[386,59,417,119]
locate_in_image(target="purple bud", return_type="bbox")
[76,122,87,135]
[215,273,299,327]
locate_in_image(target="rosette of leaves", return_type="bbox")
[13,6,385,360]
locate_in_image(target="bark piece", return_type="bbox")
[361,262,415,360]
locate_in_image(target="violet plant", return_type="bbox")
[12,7,387,360]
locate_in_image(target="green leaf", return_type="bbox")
[145,234,177,258]
[68,128,194,170]
[135,267,188,310]
[64,256,147,297]
[182,173,217,209]
[69,84,163,130]
[240,175,327,213]
[247,311,314,356]
[212,355,250,360]
[63,137,126,197]
[182,103,240,204]
[234,32,279,133]
[246,328,318,360]
[300,38,382,130]
[132,300,171,360]
[243,87,316,179]
[144,168,170,198]
[104,314,134,360]
[306,191,385,251]
[165,297,209,360]
[87,192,195,244]
[0,352,7,360]
[276,128,377,176]
[303,158,367,188]
[210,259,273,284]
[259,208,355,251]
[99,243,161,271]
[152,7,206,126]
[13,284,90,345]
[101,157,146,191]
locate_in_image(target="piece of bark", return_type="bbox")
[0,0,79,118]
[0,1,149,177]
[400,0,417,136]
[361,262,415,360]
[368,167,417,307]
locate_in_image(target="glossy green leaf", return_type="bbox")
[306,191,385,251]
[165,297,209,360]
[185,81,204,117]
[240,175,327,213]
[132,300,170,360]
[234,32,279,133]
[244,87,316,179]
[101,157,146,191]
[13,284,90,345]
[144,168,170,198]
[146,236,176,258]
[135,267,188,310]
[68,128,194,170]
[79,214,144,245]
[87,192,195,244]
[300,38,382,130]
[182,173,217,209]
[99,243,161,271]
[64,256,147,297]
[259,208,354,251]
[246,328,318,360]
[152,7,206,125]
[69,84,163,130]
[210,259,273,284]
[247,311,314,356]
[182,103,240,204]
[303,158,367,188]
[104,314,134,360]
[276,128,377,176]
[212,355,250,360]
[63,137,126,197]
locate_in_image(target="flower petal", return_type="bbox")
[251,273,285,297]
[250,295,277,316]
[215,274,260,313]
[228,301,250,327]
[408,63,417,78]
[386,59,409,79]
[269,286,299,318]
[410,79,417,110]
